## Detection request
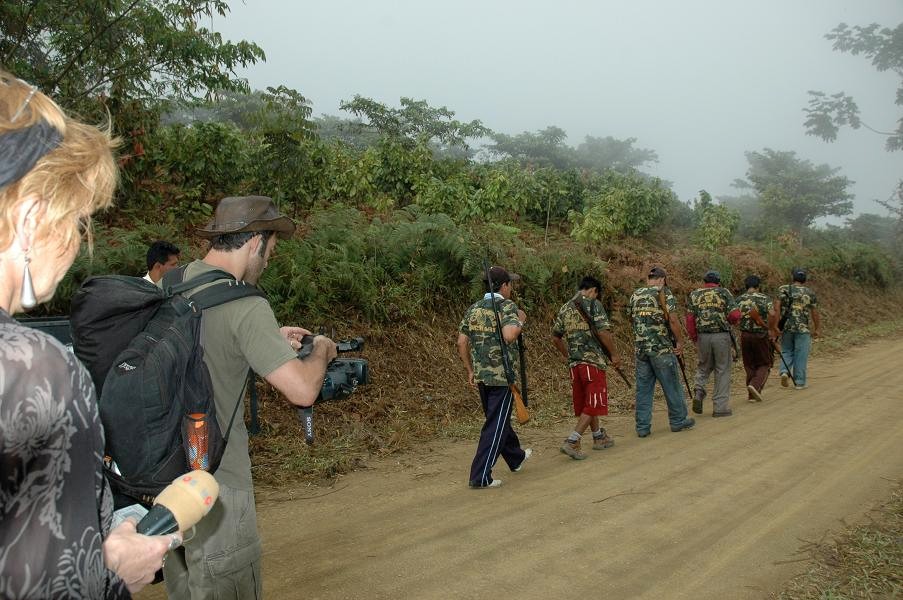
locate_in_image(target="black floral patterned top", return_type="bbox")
[0,310,128,599]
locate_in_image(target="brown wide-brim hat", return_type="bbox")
[196,195,296,240]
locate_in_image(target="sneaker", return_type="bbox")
[794,384,808,390]
[712,410,733,418]
[781,373,789,388]
[670,418,696,432]
[747,385,764,402]
[560,441,587,460]
[469,479,502,489]
[513,448,532,472]
[637,430,651,438]
[592,431,615,450]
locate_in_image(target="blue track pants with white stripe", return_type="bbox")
[468,383,527,487]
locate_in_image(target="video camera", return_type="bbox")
[296,335,370,443]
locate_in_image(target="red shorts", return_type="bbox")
[570,363,609,417]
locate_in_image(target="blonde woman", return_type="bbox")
[0,73,177,598]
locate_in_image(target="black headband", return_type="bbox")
[0,120,64,190]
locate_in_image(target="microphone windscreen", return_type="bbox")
[153,470,219,532]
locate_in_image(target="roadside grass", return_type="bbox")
[773,482,902,600]
[816,318,903,355]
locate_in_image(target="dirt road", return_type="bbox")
[140,338,903,599]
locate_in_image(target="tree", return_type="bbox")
[339,95,490,151]
[804,22,903,151]
[740,149,854,236]
[0,0,265,123]
[574,135,658,174]
[692,190,739,251]
[486,126,575,169]
[569,171,675,241]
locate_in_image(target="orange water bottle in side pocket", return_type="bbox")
[186,412,210,470]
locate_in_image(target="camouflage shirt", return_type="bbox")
[778,284,818,333]
[627,286,676,356]
[552,294,611,369]
[737,291,771,334]
[687,285,737,333]
[458,294,521,386]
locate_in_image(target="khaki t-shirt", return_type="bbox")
[181,260,297,491]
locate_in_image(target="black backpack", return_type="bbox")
[70,266,264,506]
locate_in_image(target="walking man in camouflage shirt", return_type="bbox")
[626,267,695,437]
[686,270,741,417]
[457,266,531,488]
[774,268,821,390]
[552,276,623,460]
[737,274,775,402]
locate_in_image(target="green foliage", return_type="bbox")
[488,126,574,169]
[488,128,658,175]
[693,190,740,251]
[805,22,903,151]
[135,122,253,213]
[741,148,853,235]
[0,0,265,126]
[569,172,675,241]
[339,96,490,151]
[808,237,895,288]
[574,135,659,173]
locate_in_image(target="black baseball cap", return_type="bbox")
[483,266,520,285]
[648,266,667,279]
[703,270,721,284]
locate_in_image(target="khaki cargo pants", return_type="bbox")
[163,484,262,600]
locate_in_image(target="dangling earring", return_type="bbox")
[20,251,36,309]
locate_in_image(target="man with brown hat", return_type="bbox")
[457,265,531,489]
[162,196,337,600]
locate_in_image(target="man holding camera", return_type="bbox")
[161,196,337,600]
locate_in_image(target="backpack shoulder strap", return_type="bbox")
[160,264,264,308]
[189,280,265,310]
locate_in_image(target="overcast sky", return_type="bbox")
[214,0,902,220]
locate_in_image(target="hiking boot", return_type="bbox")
[560,441,587,460]
[747,385,764,402]
[781,373,789,388]
[692,388,705,414]
[513,448,532,472]
[592,431,615,450]
[469,479,502,489]
[712,410,733,418]
[670,418,695,432]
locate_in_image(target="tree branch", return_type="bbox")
[49,0,144,91]
[2,0,42,64]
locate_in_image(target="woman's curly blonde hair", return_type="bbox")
[0,71,119,253]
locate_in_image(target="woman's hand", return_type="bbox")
[103,519,181,594]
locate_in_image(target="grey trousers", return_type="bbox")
[695,332,733,413]
[163,484,263,600]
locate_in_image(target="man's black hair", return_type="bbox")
[209,230,274,255]
[744,274,761,290]
[146,240,180,270]
[792,268,807,283]
[578,276,602,292]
